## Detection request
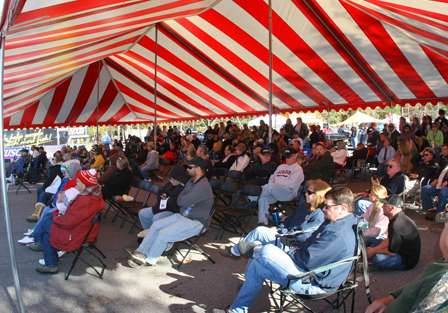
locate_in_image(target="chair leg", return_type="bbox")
[65,247,84,280]
[191,243,215,264]
[176,245,193,270]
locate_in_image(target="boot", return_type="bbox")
[26,202,45,223]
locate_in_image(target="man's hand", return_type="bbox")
[365,295,394,313]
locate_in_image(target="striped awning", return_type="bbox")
[3,0,448,129]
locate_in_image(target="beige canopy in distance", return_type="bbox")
[335,111,384,126]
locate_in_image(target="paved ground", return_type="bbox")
[0,179,444,313]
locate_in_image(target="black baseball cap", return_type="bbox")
[261,145,272,155]
[187,157,209,172]
[283,147,298,158]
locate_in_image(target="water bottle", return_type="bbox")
[278,223,288,234]
[183,206,193,217]
[271,211,280,226]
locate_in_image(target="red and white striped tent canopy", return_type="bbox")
[2,0,448,129]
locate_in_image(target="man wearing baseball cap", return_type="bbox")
[257,147,304,225]
[367,195,421,271]
[127,157,214,266]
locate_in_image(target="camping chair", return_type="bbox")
[268,182,306,226]
[14,162,32,194]
[171,207,216,269]
[65,212,106,280]
[268,222,371,313]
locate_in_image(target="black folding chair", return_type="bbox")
[65,212,107,280]
[172,207,216,269]
[268,222,371,313]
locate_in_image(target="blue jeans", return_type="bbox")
[355,198,372,217]
[137,180,159,194]
[233,226,280,256]
[230,245,325,313]
[421,185,448,212]
[371,253,405,270]
[37,186,52,205]
[258,185,296,225]
[138,207,174,229]
[32,213,58,267]
[137,213,203,265]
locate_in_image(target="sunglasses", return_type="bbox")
[423,153,431,157]
[306,190,315,195]
[387,164,394,168]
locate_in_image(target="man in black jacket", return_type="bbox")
[304,143,334,183]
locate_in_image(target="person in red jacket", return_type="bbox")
[33,169,105,274]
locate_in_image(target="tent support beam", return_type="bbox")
[153,23,158,145]
[0,3,26,312]
[268,0,273,143]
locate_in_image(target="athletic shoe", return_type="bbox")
[27,242,43,252]
[125,249,149,266]
[35,265,58,274]
[24,229,33,236]
[18,236,34,245]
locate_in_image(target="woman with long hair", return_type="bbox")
[221,179,331,257]
[362,183,389,247]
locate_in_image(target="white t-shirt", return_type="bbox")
[268,163,304,194]
[331,149,348,166]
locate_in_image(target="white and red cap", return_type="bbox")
[76,169,98,187]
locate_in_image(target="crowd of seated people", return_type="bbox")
[12,116,448,312]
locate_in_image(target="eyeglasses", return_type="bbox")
[306,190,315,195]
[423,153,431,157]
[325,203,340,209]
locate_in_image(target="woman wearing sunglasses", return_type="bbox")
[221,179,331,258]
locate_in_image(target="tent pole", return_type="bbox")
[268,0,273,143]
[153,24,158,145]
[0,33,26,313]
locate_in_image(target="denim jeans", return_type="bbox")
[258,185,296,225]
[371,253,405,270]
[32,212,58,267]
[137,179,160,194]
[355,198,372,217]
[233,226,280,256]
[229,244,325,313]
[421,185,448,212]
[138,207,174,229]
[36,186,52,205]
[137,213,203,265]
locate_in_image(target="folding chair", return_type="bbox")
[172,207,216,269]
[268,222,371,313]
[65,212,107,280]
[268,182,306,226]
[14,162,32,194]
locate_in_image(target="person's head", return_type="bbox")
[306,179,332,212]
[196,145,209,160]
[432,122,440,131]
[53,151,63,164]
[212,141,222,153]
[404,124,412,133]
[146,142,155,151]
[439,109,445,117]
[369,183,388,203]
[186,157,207,179]
[422,148,435,163]
[224,144,234,156]
[336,140,345,150]
[370,122,377,129]
[356,143,365,150]
[388,123,395,132]
[290,138,301,151]
[235,143,247,156]
[323,187,354,222]
[314,143,326,157]
[116,156,129,170]
[442,144,448,157]
[283,148,298,165]
[19,149,28,158]
[296,117,302,124]
[382,195,403,219]
[386,159,401,177]
[259,146,272,163]
[75,169,98,193]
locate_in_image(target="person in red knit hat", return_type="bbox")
[31,169,105,274]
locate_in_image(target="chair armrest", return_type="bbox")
[285,256,358,288]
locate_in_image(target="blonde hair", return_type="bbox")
[307,179,332,211]
[369,183,388,224]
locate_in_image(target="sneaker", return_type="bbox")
[137,229,149,238]
[125,249,149,266]
[38,258,45,266]
[17,236,34,245]
[35,265,58,274]
[24,229,33,236]
[57,251,65,258]
[219,245,240,259]
[27,242,43,252]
